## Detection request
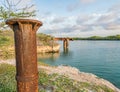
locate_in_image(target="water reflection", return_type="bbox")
[38,47,73,63]
[62,48,73,58]
[38,52,60,62]
[63,48,69,54]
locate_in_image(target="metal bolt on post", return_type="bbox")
[6,18,42,92]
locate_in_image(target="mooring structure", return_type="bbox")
[54,37,73,49]
[6,18,42,92]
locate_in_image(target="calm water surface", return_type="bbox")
[38,41,120,88]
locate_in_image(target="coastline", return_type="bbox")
[37,44,60,53]
[0,44,60,59]
[0,59,120,92]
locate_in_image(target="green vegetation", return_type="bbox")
[0,64,16,92]
[0,30,14,46]
[73,35,120,40]
[37,33,57,46]
[0,30,14,59]
[0,0,36,29]
[0,64,115,92]
[37,61,49,66]
[0,31,57,59]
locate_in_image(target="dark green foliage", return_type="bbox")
[73,35,120,40]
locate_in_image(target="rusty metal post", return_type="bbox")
[6,18,42,92]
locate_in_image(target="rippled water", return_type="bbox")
[38,41,120,88]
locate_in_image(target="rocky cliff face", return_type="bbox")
[37,44,60,53]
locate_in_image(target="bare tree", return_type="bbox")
[0,0,36,29]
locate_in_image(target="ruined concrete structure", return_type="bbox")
[54,37,73,49]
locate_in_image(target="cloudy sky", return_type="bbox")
[33,0,120,37]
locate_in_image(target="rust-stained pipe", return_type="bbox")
[6,18,42,92]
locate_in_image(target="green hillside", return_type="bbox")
[73,35,120,40]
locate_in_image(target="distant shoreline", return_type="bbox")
[73,39,120,41]
[72,35,120,40]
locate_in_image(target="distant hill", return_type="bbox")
[73,35,120,40]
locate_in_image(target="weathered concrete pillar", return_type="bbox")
[63,39,66,49]
[66,39,69,48]
[64,47,69,54]
[6,18,42,92]
[63,39,69,49]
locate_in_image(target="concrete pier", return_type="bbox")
[54,37,73,50]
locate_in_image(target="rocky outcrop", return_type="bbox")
[37,44,60,53]
[0,44,60,58]
[39,65,120,92]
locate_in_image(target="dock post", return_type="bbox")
[66,39,69,48]
[6,18,42,92]
[63,38,69,49]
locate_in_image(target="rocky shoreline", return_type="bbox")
[0,44,60,60]
[0,59,120,92]
[39,65,120,92]
[37,44,60,53]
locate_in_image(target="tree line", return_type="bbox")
[73,35,120,40]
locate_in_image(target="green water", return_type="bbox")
[38,41,120,88]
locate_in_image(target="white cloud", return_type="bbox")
[38,3,120,37]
